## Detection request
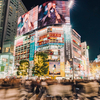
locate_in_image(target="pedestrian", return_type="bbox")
[41,80,47,94]
[36,85,40,98]
[31,80,35,93]
[35,80,40,98]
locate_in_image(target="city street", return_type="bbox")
[1,85,100,100]
[0,0,100,100]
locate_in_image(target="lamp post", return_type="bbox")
[73,67,74,81]
[52,67,55,79]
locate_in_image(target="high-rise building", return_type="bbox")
[0,0,27,53]
[81,41,90,77]
[18,0,27,18]
[0,0,27,78]
[71,29,82,79]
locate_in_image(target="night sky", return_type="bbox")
[22,0,100,61]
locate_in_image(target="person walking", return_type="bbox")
[35,80,40,99]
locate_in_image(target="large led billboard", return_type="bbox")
[17,6,38,36]
[38,1,70,28]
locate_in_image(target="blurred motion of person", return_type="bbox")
[31,80,35,93]
[41,80,47,94]
[98,78,100,95]
[35,80,40,98]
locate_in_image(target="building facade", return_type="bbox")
[14,25,89,79]
[66,29,82,79]
[13,0,90,79]
[81,41,90,78]
[0,0,27,78]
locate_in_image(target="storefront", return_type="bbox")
[0,53,14,78]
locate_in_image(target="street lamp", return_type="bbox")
[52,67,55,79]
[68,0,74,8]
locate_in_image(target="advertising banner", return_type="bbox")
[49,43,64,45]
[16,37,24,47]
[17,6,38,36]
[38,1,70,28]
[49,33,61,37]
[49,62,60,75]
[29,33,35,61]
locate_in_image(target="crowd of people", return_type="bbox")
[0,78,100,100]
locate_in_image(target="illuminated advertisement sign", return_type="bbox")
[29,33,35,61]
[49,33,61,37]
[16,37,23,47]
[49,43,64,45]
[39,34,47,40]
[39,40,49,46]
[49,62,60,75]
[38,1,70,28]
[38,43,64,48]
[17,6,38,36]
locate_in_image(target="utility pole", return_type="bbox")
[52,67,55,79]
[73,66,74,81]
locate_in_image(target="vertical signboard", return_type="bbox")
[49,62,60,75]
[29,33,35,61]
[63,25,73,67]
[60,47,64,62]
[29,61,34,76]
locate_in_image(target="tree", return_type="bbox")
[32,52,48,77]
[17,60,29,76]
[90,61,100,77]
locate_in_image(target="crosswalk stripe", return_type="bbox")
[19,95,26,100]
[29,94,36,100]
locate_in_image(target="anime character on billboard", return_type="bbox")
[17,9,35,36]
[17,12,29,36]
[17,16,24,36]
[38,1,65,28]
[21,12,34,35]
[21,12,29,34]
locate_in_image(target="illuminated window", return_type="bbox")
[5,47,10,52]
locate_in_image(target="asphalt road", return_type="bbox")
[0,86,100,100]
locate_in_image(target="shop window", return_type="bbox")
[5,47,10,52]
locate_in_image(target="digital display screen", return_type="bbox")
[38,1,70,28]
[17,1,71,36]
[49,62,60,75]
[17,6,38,36]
